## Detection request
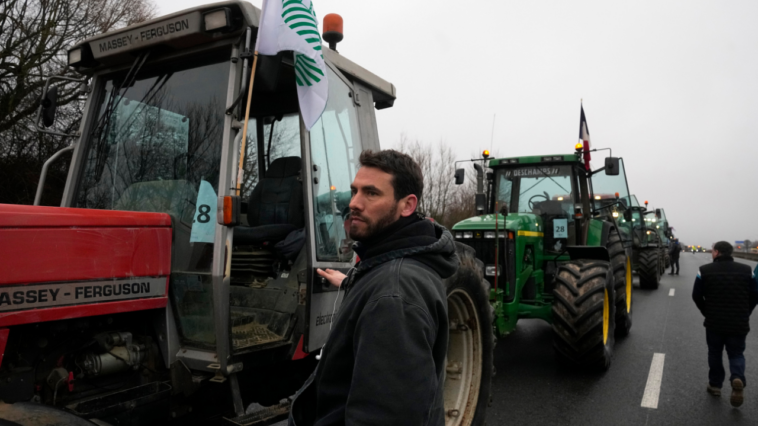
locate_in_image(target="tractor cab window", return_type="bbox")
[74,52,231,349]
[495,164,577,250]
[590,157,630,213]
[496,165,575,215]
[239,114,302,201]
[309,69,362,262]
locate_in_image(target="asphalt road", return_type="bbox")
[485,253,758,425]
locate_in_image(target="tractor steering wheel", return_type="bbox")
[528,192,550,210]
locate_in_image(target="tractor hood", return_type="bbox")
[451,213,543,235]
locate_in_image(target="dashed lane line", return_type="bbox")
[669,288,675,296]
[641,353,666,409]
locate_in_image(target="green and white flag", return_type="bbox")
[255,0,328,130]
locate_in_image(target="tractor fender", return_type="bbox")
[566,245,611,262]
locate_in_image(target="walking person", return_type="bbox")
[668,238,681,275]
[692,241,758,407]
[289,150,458,425]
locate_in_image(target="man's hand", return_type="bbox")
[317,268,347,287]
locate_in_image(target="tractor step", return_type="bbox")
[224,400,290,426]
[66,381,171,423]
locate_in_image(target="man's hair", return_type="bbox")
[359,150,423,201]
[713,241,733,256]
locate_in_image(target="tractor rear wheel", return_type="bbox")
[664,252,671,269]
[607,230,632,337]
[551,259,616,370]
[443,243,495,426]
[638,249,661,289]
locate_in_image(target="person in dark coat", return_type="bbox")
[289,150,458,426]
[692,241,758,407]
[668,238,681,275]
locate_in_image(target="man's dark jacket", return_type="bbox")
[289,215,459,426]
[692,255,758,335]
[669,241,680,259]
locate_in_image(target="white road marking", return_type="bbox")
[641,353,666,409]
[669,288,675,296]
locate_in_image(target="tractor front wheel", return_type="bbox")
[551,259,616,370]
[638,249,661,289]
[443,243,495,426]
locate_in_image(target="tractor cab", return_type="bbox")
[492,155,585,252]
[57,1,396,364]
[5,1,396,419]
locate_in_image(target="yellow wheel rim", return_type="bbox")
[626,256,632,313]
[603,288,609,345]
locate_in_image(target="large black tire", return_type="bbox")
[607,230,632,337]
[638,249,661,289]
[444,243,495,426]
[552,260,616,370]
[664,251,671,269]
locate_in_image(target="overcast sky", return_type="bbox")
[161,0,758,248]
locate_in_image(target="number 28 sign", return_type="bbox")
[553,218,568,239]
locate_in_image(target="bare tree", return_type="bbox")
[398,136,501,229]
[0,0,157,205]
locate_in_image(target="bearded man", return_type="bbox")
[289,150,458,426]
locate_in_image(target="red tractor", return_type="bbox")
[0,2,400,424]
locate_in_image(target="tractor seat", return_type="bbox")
[235,156,304,247]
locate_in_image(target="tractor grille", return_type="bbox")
[456,236,516,301]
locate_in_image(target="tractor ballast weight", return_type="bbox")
[452,147,634,376]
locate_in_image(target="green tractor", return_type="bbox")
[451,145,633,370]
[617,196,664,289]
[643,207,675,269]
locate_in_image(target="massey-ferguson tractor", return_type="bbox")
[451,145,634,371]
[0,2,493,425]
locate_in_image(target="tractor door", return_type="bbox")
[589,157,632,246]
[302,66,366,352]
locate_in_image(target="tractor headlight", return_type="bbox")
[463,232,473,239]
[455,232,463,239]
[68,48,82,66]
[484,231,496,239]
[204,8,233,32]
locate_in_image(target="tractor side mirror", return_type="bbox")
[655,208,661,219]
[454,168,465,185]
[41,86,58,127]
[623,209,632,222]
[604,157,620,176]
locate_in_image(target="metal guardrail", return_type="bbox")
[733,252,758,261]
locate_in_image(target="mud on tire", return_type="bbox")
[551,259,616,370]
[443,242,495,426]
[638,249,661,290]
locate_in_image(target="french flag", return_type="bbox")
[579,105,591,171]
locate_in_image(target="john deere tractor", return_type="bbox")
[613,196,664,289]
[451,145,633,370]
[644,207,675,269]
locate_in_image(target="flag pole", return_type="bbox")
[236,51,259,196]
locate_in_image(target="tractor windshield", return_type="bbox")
[75,51,229,226]
[495,165,575,214]
[73,51,231,348]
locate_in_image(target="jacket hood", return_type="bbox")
[352,219,459,281]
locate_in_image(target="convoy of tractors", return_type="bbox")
[0,1,682,425]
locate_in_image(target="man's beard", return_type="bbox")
[349,202,398,242]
